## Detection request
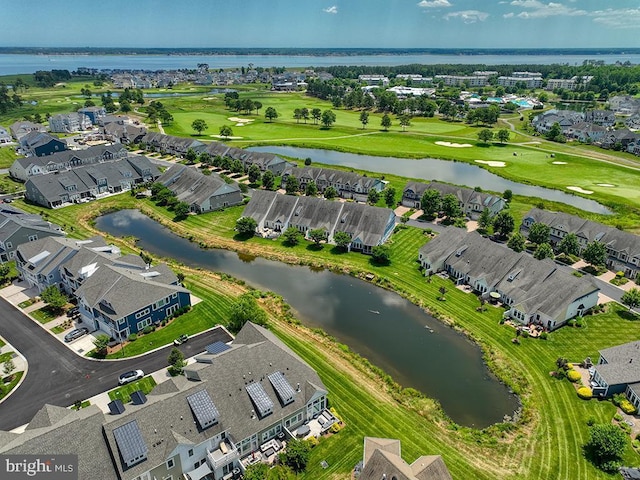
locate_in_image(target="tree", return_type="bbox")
[255,169,272,191]
[119,100,131,113]
[381,113,392,131]
[293,108,302,123]
[167,347,185,375]
[441,194,462,219]
[311,108,321,125]
[185,148,198,165]
[333,231,351,251]
[301,107,309,123]
[497,129,510,144]
[309,228,326,245]
[244,464,270,480]
[383,186,396,207]
[191,119,207,135]
[359,111,369,129]
[173,202,190,221]
[503,189,513,202]
[282,227,301,246]
[324,186,338,199]
[507,232,526,252]
[478,208,492,233]
[493,211,515,239]
[558,232,581,256]
[321,109,336,128]
[584,423,627,472]
[93,334,110,357]
[285,176,300,195]
[372,245,391,265]
[367,189,380,205]
[583,240,607,267]
[398,114,411,132]
[40,285,67,314]
[477,129,494,144]
[621,288,640,312]
[546,122,565,142]
[265,107,278,122]
[534,242,554,260]
[0,262,11,282]
[228,293,268,333]
[247,164,261,184]
[528,222,551,245]
[305,180,318,196]
[282,438,311,473]
[420,189,441,218]
[235,217,257,236]
[3,358,15,380]
[219,125,233,140]
[253,101,262,115]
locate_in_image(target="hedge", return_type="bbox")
[620,399,637,415]
[577,386,593,399]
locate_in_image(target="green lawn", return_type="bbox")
[0,351,14,364]
[50,325,68,334]
[108,376,157,403]
[30,306,60,324]
[0,147,19,169]
[0,174,25,195]
[0,372,23,401]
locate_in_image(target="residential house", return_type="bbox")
[358,75,390,86]
[0,126,12,144]
[625,113,640,131]
[281,166,385,202]
[545,76,593,91]
[218,145,289,176]
[48,112,92,133]
[497,75,543,89]
[609,95,640,115]
[15,236,107,293]
[103,123,147,144]
[141,132,206,157]
[9,144,128,182]
[434,75,488,87]
[0,205,64,262]
[600,129,640,150]
[19,131,67,157]
[156,165,243,213]
[591,341,640,408]
[243,190,395,254]
[521,208,640,278]
[77,106,107,124]
[9,121,45,140]
[584,109,616,127]
[531,109,584,135]
[401,181,505,220]
[418,229,599,330]
[359,437,452,480]
[0,322,329,480]
[75,263,190,337]
[25,156,160,208]
[395,74,433,84]
[565,122,607,143]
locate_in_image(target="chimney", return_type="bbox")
[296,383,300,393]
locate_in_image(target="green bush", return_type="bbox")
[613,413,623,422]
[567,370,581,382]
[577,386,592,399]
[306,436,319,448]
[540,332,548,340]
[620,400,637,415]
[128,333,137,342]
[586,416,596,426]
[612,393,625,407]
[143,325,154,334]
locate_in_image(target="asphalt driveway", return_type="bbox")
[0,298,232,431]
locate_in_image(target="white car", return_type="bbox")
[118,369,144,385]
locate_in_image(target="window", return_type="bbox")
[5,242,11,249]
[137,318,151,331]
[166,458,175,469]
[135,308,150,319]
[188,449,193,457]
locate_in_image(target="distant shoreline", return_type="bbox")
[0,47,639,57]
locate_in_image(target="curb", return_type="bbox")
[0,338,28,406]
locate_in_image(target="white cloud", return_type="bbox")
[417,0,452,7]
[444,10,489,23]
[509,1,587,19]
[504,2,640,28]
[323,5,338,14]
[591,8,640,29]
[503,12,514,18]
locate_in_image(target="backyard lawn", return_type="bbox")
[108,376,157,403]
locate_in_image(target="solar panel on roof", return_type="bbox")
[205,341,231,355]
[246,382,274,417]
[268,371,296,406]
[130,390,147,405]
[187,390,219,429]
[113,420,148,468]
[108,399,125,415]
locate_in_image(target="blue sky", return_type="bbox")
[1,1,638,49]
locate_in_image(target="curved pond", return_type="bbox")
[247,146,611,215]
[96,209,519,428]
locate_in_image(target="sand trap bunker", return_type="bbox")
[567,186,593,195]
[435,141,473,148]
[552,161,568,165]
[597,183,615,187]
[202,97,215,101]
[475,160,506,167]
[228,117,254,124]
[210,134,244,140]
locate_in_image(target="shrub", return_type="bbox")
[586,416,596,426]
[613,413,623,422]
[567,370,581,382]
[577,386,592,399]
[612,393,625,407]
[521,330,530,338]
[620,400,637,415]
[306,436,319,448]
[540,332,548,340]
[575,318,585,328]
[143,325,154,334]
[128,333,137,342]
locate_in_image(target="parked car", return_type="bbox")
[66,307,80,317]
[173,334,189,346]
[63,327,89,343]
[118,370,144,386]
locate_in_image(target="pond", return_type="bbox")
[247,146,611,215]
[96,209,520,428]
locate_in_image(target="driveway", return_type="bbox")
[0,297,232,431]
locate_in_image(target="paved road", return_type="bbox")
[0,298,232,431]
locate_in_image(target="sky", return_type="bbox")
[1,0,639,49]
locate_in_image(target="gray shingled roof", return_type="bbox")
[157,164,240,208]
